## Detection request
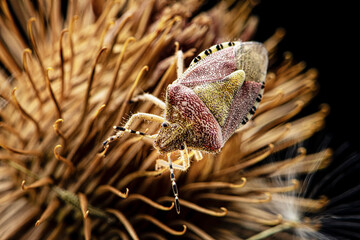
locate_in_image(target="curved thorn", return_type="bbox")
[53,119,67,149]
[54,145,74,171]
[320,103,330,116]
[27,17,45,77]
[21,177,53,191]
[45,68,62,119]
[106,209,139,240]
[78,193,89,219]
[134,214,187,236]
[0,141,42,157]
[67,15,78,94]
[173,220,215,240]
[116,65,149,124]
[117,170,165,189]
[269,147,307,177]
[22,48,42,104]
[196,192,272,204]
[158,197,228,217]
[98,20,115,48]
[104,36,136,107]
[174,41,180,53]
[35,199,60,227]
[81,47,108,123]
[21,180,26,190]
[104,13,133,55]
[213,144,274,177]
[182,178,246,192]
[125,194,174,211]
[96,185,129,198]
[12,87,42,138]
[59,29,69,102]
[180,198,228,217]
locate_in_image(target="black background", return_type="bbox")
[252,1,360,150]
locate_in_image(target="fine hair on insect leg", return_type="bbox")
[130,93,166,110]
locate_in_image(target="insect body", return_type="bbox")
[103,41,268,214]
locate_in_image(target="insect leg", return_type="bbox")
[103,113,164,148]
[194,150,203,161]
[102,127,157,148]
[176,50,184,78]
[122,113,164,131]
[155,143,190,171]
[130,93,166,110]
[155,157,188,171]
[168,153,180,214]
[180,143,190,170]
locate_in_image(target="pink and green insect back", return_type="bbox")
[156,41,268,153]
[104,41,268,214]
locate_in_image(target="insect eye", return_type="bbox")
[179,144,185,150]
[161,122,170,128]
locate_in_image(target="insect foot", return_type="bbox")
[103,41,268,214]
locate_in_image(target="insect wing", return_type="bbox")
[221,81,263,141]
[235,41,268,83]
[177,47,237,88]
[221,42,268,141]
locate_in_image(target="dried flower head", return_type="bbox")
[0,0,340,239]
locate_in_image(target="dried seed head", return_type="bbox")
[0,1,351,239]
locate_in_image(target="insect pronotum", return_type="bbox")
[103,41,268,214]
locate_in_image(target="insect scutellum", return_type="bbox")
[103,41,268,214]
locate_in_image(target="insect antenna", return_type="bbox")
[167,153,181,214]
[102,126,156,148]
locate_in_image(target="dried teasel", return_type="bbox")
[0,0,354,239]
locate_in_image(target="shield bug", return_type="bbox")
[103,41,268,214]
